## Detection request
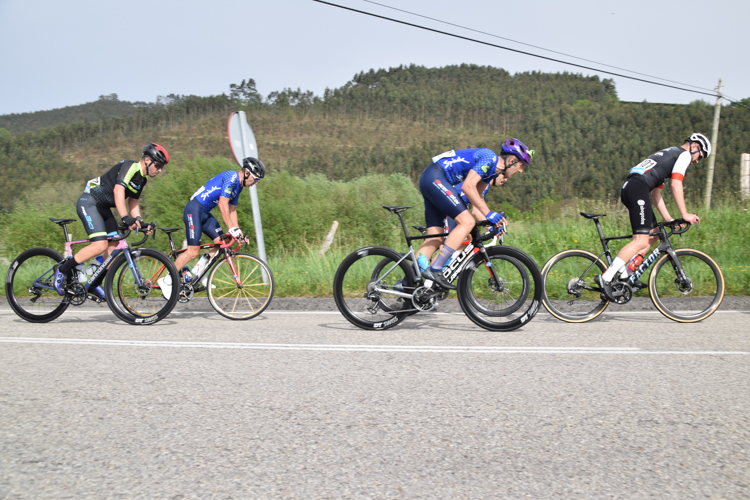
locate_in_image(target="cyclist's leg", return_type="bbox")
[174,200,206,271]
[200,212,224,260]
[603,178,653,282]
[54,195,110,294]
[417,164,471,269]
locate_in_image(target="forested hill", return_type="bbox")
[1,64,748,214]
[0,94,143,134]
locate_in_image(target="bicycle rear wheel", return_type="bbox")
[457,246,542,331]
[333,246,416,330]
[106,248,180,325]
[5,247,69,323]
[649,248,724,322]
[542,249,609,323]
[207,253,274,320]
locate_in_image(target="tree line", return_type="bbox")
[1,65,748,215]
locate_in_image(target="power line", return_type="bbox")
[362,0,716,94]
[313,0,720,99]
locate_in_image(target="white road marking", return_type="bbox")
[0,337,747,354]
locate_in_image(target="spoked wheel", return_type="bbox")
[107,248,180,325]
[333,246,416,330]
[207,253,274,320]
[649,248,724,322]
[457,246,542,331]
[541,249,609,323]
[5,247,69,323]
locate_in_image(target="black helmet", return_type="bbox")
[242,157,265,179]
[142,143,169,165]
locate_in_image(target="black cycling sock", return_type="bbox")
[59,258,78,277]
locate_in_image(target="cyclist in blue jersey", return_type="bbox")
[416,139,533,289]
[159,157,265,300]
[52,143,168,298]
[595,133,709,301]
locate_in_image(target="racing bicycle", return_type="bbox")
[141,228,274,320]
[5,218,180,325]
[541,212,724,323]
[333,205,542,331]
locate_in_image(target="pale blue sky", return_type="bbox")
[1,0,747,115]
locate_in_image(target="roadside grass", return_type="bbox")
[1,202,747,298]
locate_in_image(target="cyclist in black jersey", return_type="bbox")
[595,133,710,301]
[53,143,169,297]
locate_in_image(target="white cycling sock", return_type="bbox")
[602,257,626,282]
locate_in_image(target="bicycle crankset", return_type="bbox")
[412,286,439,312]
[610,281,633,305]
[68,283,87,306]
[179,282,195,303]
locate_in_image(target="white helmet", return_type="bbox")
[686,133,711,159]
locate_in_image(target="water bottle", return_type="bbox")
[181,267,193,283]
[627,253,644,272]
[191,253,210,276]
[76,263,87,283]
[86,256,104,277]
[417,253,430,272]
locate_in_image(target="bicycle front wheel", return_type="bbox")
[207,253,274,320]
[5,247,69,323]
[649,248,724,322]
[542,249,609,323]
[333,246,416,330]
[457,245,542,332]
[106,248,180,325]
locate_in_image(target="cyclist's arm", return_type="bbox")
[669,179,699,224]
[217,196,234,230]
[462,171,491,216]
[650,188,672,222]
[113,184,139,230]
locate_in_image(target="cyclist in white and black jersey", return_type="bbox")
[595,133,710,301]
[52,143,168,297]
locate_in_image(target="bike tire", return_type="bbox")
[207,253,274,320]
[462,254,529,316]
[334,246,416,330]
[541,249,609,323]
[5,247,69,323]
[648,248,724,323]
[106,248,180,325]
[457,245,542,331]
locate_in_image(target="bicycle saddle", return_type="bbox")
[580,212,607,219]
[49,218,77,225]
[158,227,182,234]
[382,205,412,214]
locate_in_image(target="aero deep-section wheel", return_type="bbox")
[541,249,609,323]
[648,248,724,323]
[457,245,542,331]
[333,246,416,330]
[107,248,180,325]
[5,247,69,323]
[462,253,529,316]
[207,253,274,320]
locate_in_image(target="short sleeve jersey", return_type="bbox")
[432,148,499,185]
[190,171,243,212]
[85,160,147,208]
[630,146,692,190]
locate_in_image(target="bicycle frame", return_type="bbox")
[373,209,502,300]
[152,232,245,287]
[585,216,690,289]
[35,223,144,295]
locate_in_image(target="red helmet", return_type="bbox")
[142,143,169,165]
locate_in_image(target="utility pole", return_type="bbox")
[704,78,722,211]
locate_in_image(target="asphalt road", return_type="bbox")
[1,303,749,499]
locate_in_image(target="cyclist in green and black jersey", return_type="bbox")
[53,143,169,297]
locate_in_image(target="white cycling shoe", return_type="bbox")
[158,275,173,301]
